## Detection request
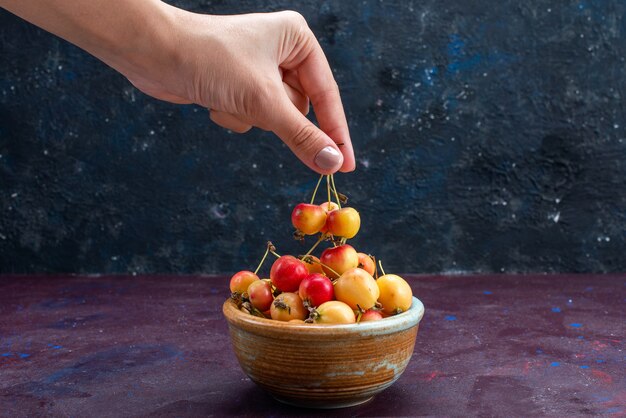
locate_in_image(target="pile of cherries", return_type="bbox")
[229,174,413,324]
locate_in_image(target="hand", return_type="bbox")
[0,2,355,174]
[139,10,355,174]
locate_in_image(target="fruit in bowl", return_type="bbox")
[223,174,425,407]
[223,295,425,408]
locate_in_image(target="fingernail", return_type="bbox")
[314,146,342,171]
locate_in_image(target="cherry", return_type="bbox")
[270,292,307,321]
[319,201,339,212]
[229,270,259,295]
[357,252,376,276]
[270,255,309,292]
[247,279,274,312]
[326,207,361,239]
[308,301,356,324]
[360,309,383,322]
[291,203,327,235]
[319,201,339,233]
[231,173,409,323]
[298,273,334,307]
[334,267,380,310]
[320,244,359,279]
[377,274,413,315]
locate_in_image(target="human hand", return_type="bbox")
[0,1,353,173]
[129,9,355,174]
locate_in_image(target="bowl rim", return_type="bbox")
[223,296,425,337]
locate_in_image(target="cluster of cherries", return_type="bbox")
[229,174,413,324]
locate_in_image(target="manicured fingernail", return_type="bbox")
[314,146,342,171]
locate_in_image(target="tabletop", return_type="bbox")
[0,274,624,417]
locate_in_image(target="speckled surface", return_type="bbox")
[0,274,624,417]
[1,1,625,274]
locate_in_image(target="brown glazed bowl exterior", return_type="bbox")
[223,296,425,409]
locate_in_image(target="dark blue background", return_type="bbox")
[1,1,624,274]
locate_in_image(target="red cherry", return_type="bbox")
[291,203,327,235]
[360,309,383,322]
[298,273,334,307]
[320,244,359,279]
[270,255,309,292]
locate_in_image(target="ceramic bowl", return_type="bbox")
[223,296,425,409]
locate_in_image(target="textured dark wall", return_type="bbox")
[1,1,625,274]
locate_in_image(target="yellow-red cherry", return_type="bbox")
[229,270,259,294]
[357,252,376,276]
[319,202,339,212]
[377,274,413,315]
[319,201,340,233]
[334,267,380,310]
[270,292,307,321]
[291,203,327,235]
[247,279,274,312]
[310,301,356,324]
[326,207,361,239]
[320,244,359,279]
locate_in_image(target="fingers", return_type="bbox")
[209,71,308,135]
[268,91,344,174]
[282,68,309,115]
[209,110,252,133]
[282,79,309,116]
[281,31,355,172]
[282,69,304,95]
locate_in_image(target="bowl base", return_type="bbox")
[272,394,374,409]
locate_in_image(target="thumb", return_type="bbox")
[269,95,344,174]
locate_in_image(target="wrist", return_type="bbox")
[0,0,212,104]
[102,1,185,91]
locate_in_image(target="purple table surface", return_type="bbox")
[0,274,624,417]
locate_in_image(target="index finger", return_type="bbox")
[282,33,355,172]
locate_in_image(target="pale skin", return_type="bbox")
[0,0,356,174]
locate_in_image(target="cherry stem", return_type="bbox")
[326,175,331,206]
[304,234,325,257]
[262,241,281,259]
[330,174,342,209]
[378,260,386,276]
[310,174,324,205]
[253,245,270,275]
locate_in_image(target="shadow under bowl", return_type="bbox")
[223,297,425,409]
